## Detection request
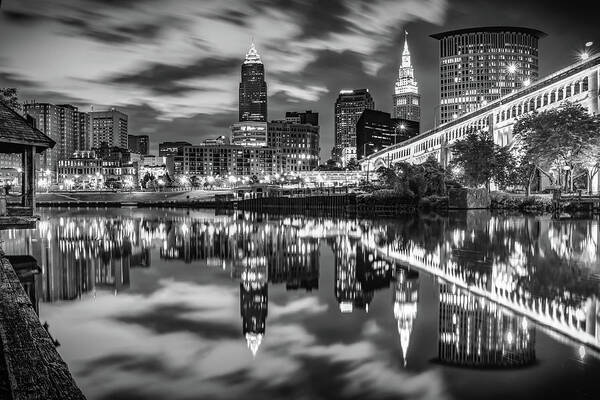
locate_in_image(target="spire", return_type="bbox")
[403,30,409,55]
[244,39,262,64]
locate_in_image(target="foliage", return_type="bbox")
[513,103,600,192]
[449,130,517,190]
[141,172,155,189]
[190,176,200,188]
[376,156,450,199]
[346,158,360,171]
[0,88,21,112]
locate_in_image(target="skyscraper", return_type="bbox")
[431,26,546,124]
[333,89,375,166]
[239,41,267,122]
[90,108,128,149]
[392,32,420,124]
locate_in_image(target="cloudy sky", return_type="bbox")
[0,0,598,158]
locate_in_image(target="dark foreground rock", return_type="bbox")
[0,250,86,400]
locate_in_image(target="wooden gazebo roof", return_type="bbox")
[0,101,55,153]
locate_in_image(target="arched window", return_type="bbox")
[582,76,589,92]
[543,93,549,106]
[550,91,556,103]
[566,85,572,97]
[557,87,564,101]
[574,81,581,95]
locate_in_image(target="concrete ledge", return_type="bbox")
[0,250,86,400]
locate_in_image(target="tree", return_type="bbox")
[141,172,155,189]
[0,88,22,113]
[513,103,600,193]
[346,158,360,171]
[449,130,516,191]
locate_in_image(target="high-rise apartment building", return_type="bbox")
[333,89,375,166]
[128,134,149,155]
[393,32,420,124]
[431,26,546,124]
[24,102,88,172]
[239,42,267,122]
[90,108,128,149]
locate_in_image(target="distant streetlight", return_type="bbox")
[523,78,531,87]
[580,51,590,61]
[506,63,517,74]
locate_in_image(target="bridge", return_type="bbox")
[361,53,600,190]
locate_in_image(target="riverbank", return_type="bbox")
[0,249,86,400]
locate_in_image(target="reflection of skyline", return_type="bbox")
[3,210,600,363]
[438,282,536,367]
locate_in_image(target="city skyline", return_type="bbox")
[0,0,598,160]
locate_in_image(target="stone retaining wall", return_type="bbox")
[0,250,86,400]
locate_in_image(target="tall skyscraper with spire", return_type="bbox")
[392,32,420,125]
[239,41,268,122]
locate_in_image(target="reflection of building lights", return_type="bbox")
[245,333,263,357]
[506,331,514,345]
[579,345,586,360]
[340,302,353,313]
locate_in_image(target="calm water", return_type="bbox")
[2,208,600,400]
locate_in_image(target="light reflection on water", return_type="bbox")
[2,208,600,400]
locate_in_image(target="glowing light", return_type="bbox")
[580,51,590,61]
[506,63,517,74]
[579,345,586,360]
[523,78,531,87]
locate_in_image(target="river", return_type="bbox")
[1,207,600,400]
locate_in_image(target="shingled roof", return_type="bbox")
[0,100,55,153]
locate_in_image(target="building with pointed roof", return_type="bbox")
[239,41,268,122]
[393,31,420,125]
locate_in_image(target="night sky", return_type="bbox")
[0,0,598,159]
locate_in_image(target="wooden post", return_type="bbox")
[21,147,29,207]
[30,146,36,209]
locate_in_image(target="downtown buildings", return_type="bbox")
[431,26,546,124]
[332,89,375,166]
[173,43,320,179]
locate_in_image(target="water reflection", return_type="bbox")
[2,209,600,396]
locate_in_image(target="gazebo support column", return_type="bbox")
[21,146,36,209]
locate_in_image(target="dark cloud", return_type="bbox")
[107,57,240,95]
[251,0,353,40]
[114,303,241,339]
[57,14,180,44]
[211,9,251,27]
[0,9,45,24]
